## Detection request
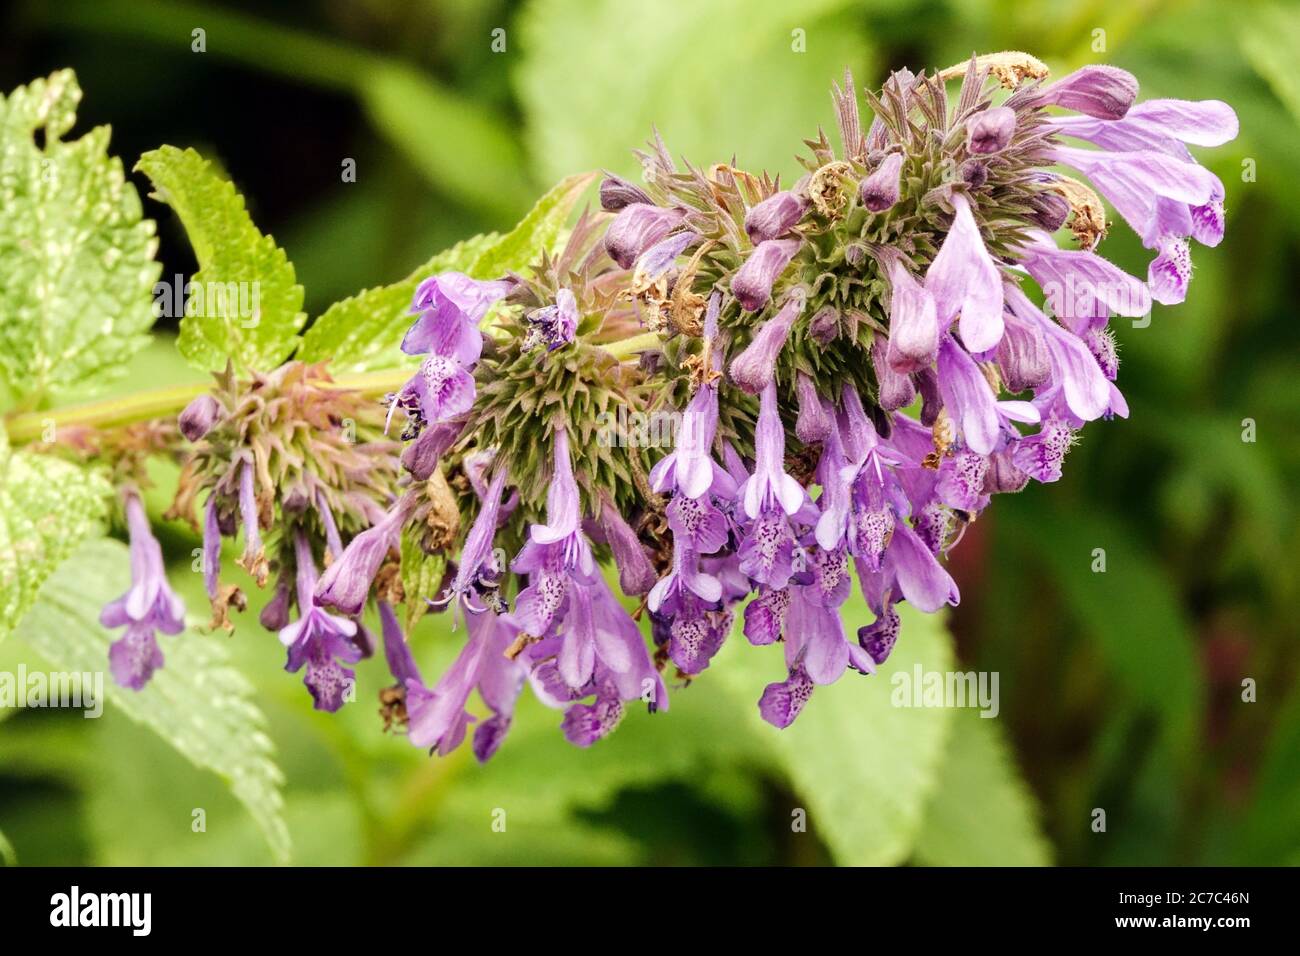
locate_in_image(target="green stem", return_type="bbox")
[3,335,664,445]
[3,370,411,445]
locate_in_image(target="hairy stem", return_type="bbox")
[3,334,664,445]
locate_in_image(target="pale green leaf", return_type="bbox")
[297,172,596,372]
[0,69,160,404]
[913,708,1052,866]
[714,598,956,866]
[15,538,291,862]
[0,440,110,641]
[398,524,447,631]
[358,62,535,218]
[1240,5,1300,124]
[517,0,872,182]
[465,171,598,279]
[135,145,305,374]
[295,232,499,373]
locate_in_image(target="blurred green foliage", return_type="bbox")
[0,0,1296,866]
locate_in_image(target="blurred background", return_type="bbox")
[0,0,1296,866]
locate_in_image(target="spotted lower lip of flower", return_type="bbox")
[100,489,186,691]
[392,353,476,430]
[401,272,511,361]
[281,533,363,712]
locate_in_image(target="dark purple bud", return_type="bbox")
[960,159,988,188]
[984,448,1030,494]
[1028,188,1071,233]
[1039,65,1138,120]
[401,421,461,480]
[599,173,653,211]
[729,293,802,392]
[871,340,915,410]
[995,318,1050,393]
[280,480,311,513]
[745,190,807,243]
[597,495,657,596]
[966,106,1016,154]
[809,305,840,345]
[259,570,294,631]
[178,393,221,442]
[731,238,801,312]
[913,367,942,427]
[794,373,832,443]
[604,203,684,269]
[859,152,905,212]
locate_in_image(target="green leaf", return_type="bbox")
[135,145,306,374]
[714,598,956,866]
[0,69,161,404]
[913,708,1052,866]
[0,439,110,641]
[358,62,536,218]
[297,172,596,372]
[15,538,291,862]
[517,0,872,182]
[296,232,499,373]
[1001,500,1202,756]
[1240,5,1300,124]
[398,524,446,631]
[465,171,598,279]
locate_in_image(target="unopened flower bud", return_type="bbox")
[178,393,221,441]
[859,152,905,212]
[604,203,684,269]
[966,106,1016,154]
[1038,65,1138,120]
[745,190,807,243]
[599,173,653,211]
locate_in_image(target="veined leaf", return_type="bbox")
[15,538,291,862]
[715,598,956,866]
[136,145,306,374]
[0,69,160,404]
[399,523,446,631]
[0,433,110,642]
[913,707,1052,866]
[297,172,596,373]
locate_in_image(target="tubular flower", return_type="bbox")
[96,56,1233,750]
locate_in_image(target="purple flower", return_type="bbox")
[936,335,1001,456]
[604,203,685,269]
[236,459,266,584]
[758,666,814,729]
[925,193,1005,353]
[743,586,791,645]
[966,106,1016,154]
[885,258,939,373]
[511,427,597,638]
[650,347,725,499]
[794,372,833,443]
[1149,236,1193,305]
[860,152,905,212]
[280,532,363,712]
[1004,285,1111,422]
[315,495,414,615]
[1016,230,1152,321]
[525,288,580,351]
[439,464,510,615]
[597,493,658,596]
[995,312,1051,393]
[407,607,525,760]
[393,353,477,427]
[1037,65,1138,120]
[402,272,511,361]
[101,490,186,690]
[732,238,801,312]
[400,420,461,480]
[648,540,722,614]
[729,292,803,393]
[745,190,807,243]
[872,340,917,411]
[739,381,806,520]
[1011,416,1076,483]
[178,393,221,442]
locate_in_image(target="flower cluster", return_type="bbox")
[105,55,1236,760]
